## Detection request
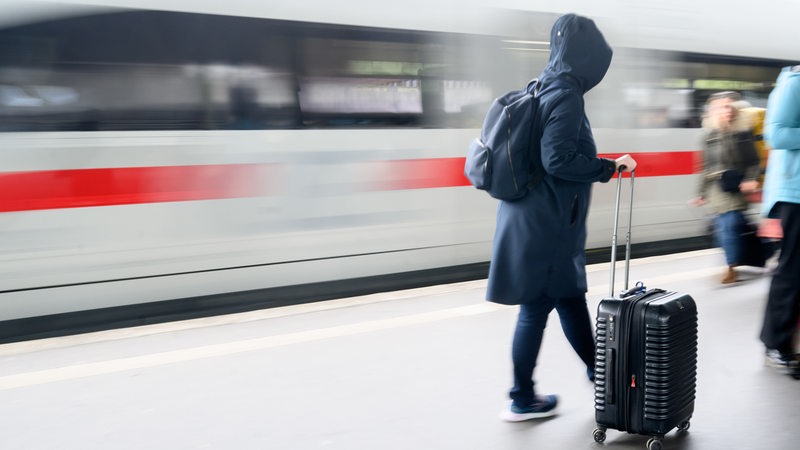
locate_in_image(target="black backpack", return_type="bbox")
[464,80,545,201]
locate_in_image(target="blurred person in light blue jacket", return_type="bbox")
[760,65,800,378]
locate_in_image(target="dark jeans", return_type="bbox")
[761,202,800,353]
[714,210,746,266]
[510,296,595,406]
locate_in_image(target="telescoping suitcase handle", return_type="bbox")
[608,168,643,298]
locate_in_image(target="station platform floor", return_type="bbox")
[0,249,797,450]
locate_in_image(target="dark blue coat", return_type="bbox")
[486,14,616,305]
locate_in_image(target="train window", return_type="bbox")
[589,50,788,129]
[292,31,498,128]
[433,33,540,128]
[295,36,424,127]
[584,49,692,129]
[0,10,302,131]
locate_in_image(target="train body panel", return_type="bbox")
[0,1,785,335]
[0,128,702,320]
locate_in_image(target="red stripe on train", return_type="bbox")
[371,151,701,190]
[0,151,700,212]
[600,151,701,178]
[0,164,279,213]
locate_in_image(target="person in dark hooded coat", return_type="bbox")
[493,14,637,422]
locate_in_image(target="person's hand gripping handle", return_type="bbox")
[615,154,637,173]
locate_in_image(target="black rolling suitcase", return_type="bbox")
[592,170,698,450]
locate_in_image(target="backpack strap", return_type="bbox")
[526,78,541,97]
[526,79,546,190]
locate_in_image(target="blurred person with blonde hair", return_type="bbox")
[689,91,761,283]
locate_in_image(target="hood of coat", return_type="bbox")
[541,14,612,93]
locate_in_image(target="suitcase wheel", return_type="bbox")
[646,437,663,450]
[592,427,606,443]
[677,420,691,432]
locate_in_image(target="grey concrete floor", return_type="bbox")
[0,249,797,450]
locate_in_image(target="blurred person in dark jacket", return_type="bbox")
[760,66,800,377]
[487,13,636,422]
[689,91,761,284]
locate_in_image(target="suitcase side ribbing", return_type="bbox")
[641,302,697,431]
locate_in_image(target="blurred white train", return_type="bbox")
[0,0,794,341]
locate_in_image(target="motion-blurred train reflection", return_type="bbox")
[0,1,792,341]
